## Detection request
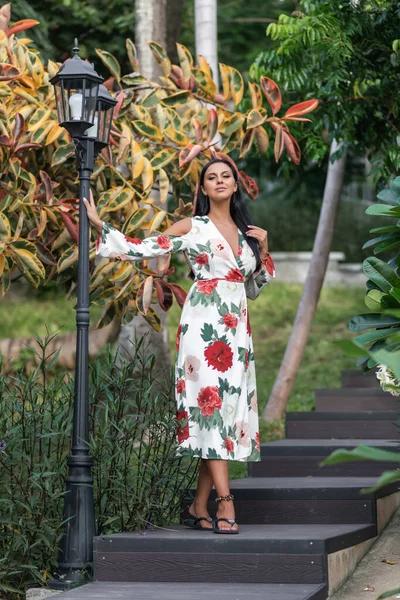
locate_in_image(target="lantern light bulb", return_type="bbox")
[84,116,98,138]
[69,93,83,120]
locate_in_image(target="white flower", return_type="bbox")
[376,364,400,396]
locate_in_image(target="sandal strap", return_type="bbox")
[215,517,237,527]
[215,493,234,503]
[193,516,212,525]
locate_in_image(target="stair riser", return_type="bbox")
[94,551,325,584]
[181,498,375,525]
[249,458,395,478]
[286,420,399,439]
[316,395,398,412]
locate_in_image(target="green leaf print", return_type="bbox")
[218,378,230,394]
[207,448,222,459]
[201,323,215,342]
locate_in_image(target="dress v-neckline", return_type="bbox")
[205,216,241,260]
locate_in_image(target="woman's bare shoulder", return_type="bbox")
[164,217,192,236]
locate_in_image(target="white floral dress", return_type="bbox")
[96,215,275,461]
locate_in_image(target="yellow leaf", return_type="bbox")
[131,140,144,180]
[132,119,163,141]
[37,208,47,237]
[197,56,212,80]
[57,246,79,273]
[0,212,11,241]
[164,128,189,147]
[148,210,167,235]
[219,63,231,101]
[109,262,133,283]
[248,82,263,110]
[158,168,169,204]
[8,245,45,279]
[142,306,162,332]
[45,123,63,146]
[150,148,176,169]
[229,67,244,107]
[176,43,193,82]
[141,157,154,191]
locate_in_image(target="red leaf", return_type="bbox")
[0,135,12,147]
[103,77,115,90]
[59,212,78,243]
[109,134,119,147]
[40,171,54,204]
[260,76,282,116]
[282,117,312,123]
[154,279,174,311]
[15,142,41,153]
[270,122,284,162]
[112,91,124,119]
[192,119,203,144]
[282,130,301,164]
[179,144,202,167]
[239,171,258,200]
[284,99,318,119]
[35,242,56,266]
[206,108,218,143]
[13,113,25,143]
[169,283,187,308]
[213,152,240,177]
[0,63,20,81]
[7,19,39,37]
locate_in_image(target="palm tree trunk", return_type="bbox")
[195,0,218,89]
[263,139,348,422]
[115,0,170,371]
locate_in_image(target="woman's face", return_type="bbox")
[201,162,237,204]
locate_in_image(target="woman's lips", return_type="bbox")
[216,187,226,191]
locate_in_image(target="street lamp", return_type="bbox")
[48,40,117,590]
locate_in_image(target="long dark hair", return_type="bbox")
[193,158,262,272]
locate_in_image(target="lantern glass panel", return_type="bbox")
[55,79,98,126]
[96,106,113,145]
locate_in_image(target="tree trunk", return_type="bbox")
[263,139,348,422]
[195,0,219,88]
[167,0,186,62]
[115,0,170,371]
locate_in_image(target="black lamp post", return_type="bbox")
[48,40,117,590]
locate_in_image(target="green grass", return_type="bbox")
[1,280,366,479]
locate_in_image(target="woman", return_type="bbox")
[83,157,275,535]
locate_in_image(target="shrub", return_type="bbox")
[0,333,197,598]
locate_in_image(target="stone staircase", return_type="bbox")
[59,369,400,600]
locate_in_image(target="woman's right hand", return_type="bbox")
[83,190,103,233]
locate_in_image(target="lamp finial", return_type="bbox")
[73,38,79,56]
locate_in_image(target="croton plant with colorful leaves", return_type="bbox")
[0,3,318,330]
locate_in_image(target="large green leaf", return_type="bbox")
[354,328,399,346]
[374,239,400,255]
[363,257,400,293]
[365,204,400,218]
[377,586,400,599]
[362,232,399,250]
[321,444,400,467]
[376,187,399,205]
[349,313,400,331]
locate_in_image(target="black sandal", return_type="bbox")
[213,493,239,535]
[184,515,213,531]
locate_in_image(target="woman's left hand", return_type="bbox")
[246,225,269,258]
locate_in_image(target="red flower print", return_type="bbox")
[263,254,275,277]
[175,324,182,351]
[247,313,252,335]
[176,379,186,394]
[204,340,233,372]
[195,253,209,265]
[223,313,238,329]
[245,349,249,371]
[237,246,243,256]
[225,268,244,282]
[235,420,250,447]
[176,410,189,443]
[255,431,261,452]
[124,235,142,244]
[157,235,171,250]
[197,279,218,295]
[224,437,235,453]
[197,386,222,417]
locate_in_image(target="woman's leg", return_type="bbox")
[188,459,214,529]
[206,459,238,532]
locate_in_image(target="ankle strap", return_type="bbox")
[215,493,234,503]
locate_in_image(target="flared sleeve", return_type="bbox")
[245,253,276,301]
[96,220,191,261]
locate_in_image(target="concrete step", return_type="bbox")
[249,439,399,477]
[55,581,328,600]
[181,477,399,525]
[93,523,375,586]
[286,411,399,439]
[315,388,398,411]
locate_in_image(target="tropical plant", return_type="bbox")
[0,2,317,335]
[0,332,198,598]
